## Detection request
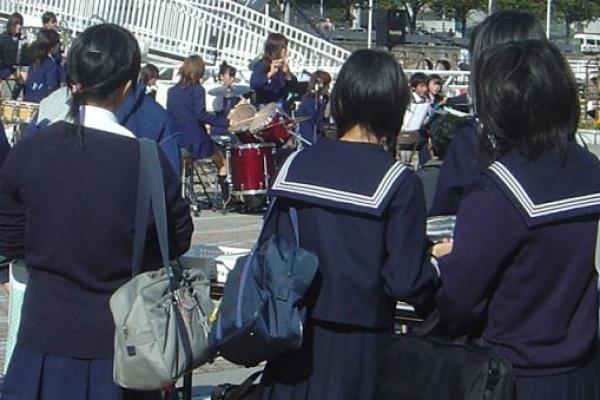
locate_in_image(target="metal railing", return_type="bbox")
[0,0,349,69]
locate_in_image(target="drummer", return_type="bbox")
[295,70,331,145]
[211,61,239,139]
[167,55,231,206]
[250,33,297,113]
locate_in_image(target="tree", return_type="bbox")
[555,0,600,37]
[431,0,486,36]
[399,0,432,33]
[495,0,546,19]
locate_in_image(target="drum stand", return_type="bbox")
[180,150,219,217]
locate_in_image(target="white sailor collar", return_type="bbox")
[270,143,411,217]
[82,105,135,139]
[485,145,600,227]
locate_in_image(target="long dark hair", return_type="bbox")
[468,10,547,164]
[475,40,578,162]
[29,29,60,66]
[262,33,288,68]
[331,49,410,151]
[66,24,141,142]
[6,12,23,36]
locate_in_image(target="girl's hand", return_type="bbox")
[432,238,453,258]
[268,60,282,78]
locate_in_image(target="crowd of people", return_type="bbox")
[0,6,595,400]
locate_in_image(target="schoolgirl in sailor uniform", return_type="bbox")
[295,70,331,144]
[256,49,439,400]
[250,33,297,112]
[23,28,65,103]
[433,41,600,399]
[429,11,547,217]
[0,24,192,400]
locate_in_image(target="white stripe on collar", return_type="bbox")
[489,161,600,217]
[271,150,408,209]
[82,105,135,139]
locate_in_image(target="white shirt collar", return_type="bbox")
[81,105,135,138]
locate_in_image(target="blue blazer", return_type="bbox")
[296,94,327,144]
[23,56,64,103]
[167,83,227,159]
[250,60,296,110]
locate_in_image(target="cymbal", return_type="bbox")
[251,116,311,133]
[207,84,251,98]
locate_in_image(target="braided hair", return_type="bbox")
[66,24,141,143]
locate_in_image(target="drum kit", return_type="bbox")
[219,101,308,208]
[0,99,39,143]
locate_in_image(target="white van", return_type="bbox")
[574,33,600,54]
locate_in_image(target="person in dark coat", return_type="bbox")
[250,33,297,112]
[138,63,159,100]
[416,113,460,214]
[167,55,231,201]
[429,10,547,216]
[116,81,180,176]
[0,24,192,400]
[210,61,239,138]
[23,28,65,103]
[257,49,439,400]
[295,70,331,145]
[0,13,25,99]
[432,39,600,400]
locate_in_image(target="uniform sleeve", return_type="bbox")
[429,123,481,216]
[381,173,439,317]
[158,149,193,258]
[296,97,317,141]
[436,177,524,335]
[192,85,228,128]
[0,148,26,260]
[46,62,62,94]
[250,62,286,94]
[250,62,268,91]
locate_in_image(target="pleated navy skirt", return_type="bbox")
[514,354,600,400]
[257,320,391,400]
[2,345,161,400]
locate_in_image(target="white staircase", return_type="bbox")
[0,0,350,69]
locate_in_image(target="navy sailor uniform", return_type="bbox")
[429,118,482,216]
[256,137,439,400]
[436,143,600,399]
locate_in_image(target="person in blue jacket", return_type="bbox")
[257,49,439,400]
[429,10,546,216]
[0,23,191,400]
[24,83,181,177]
[116,79,180,176]
[433,39,600,400]
[250,33,297,112]
[167,55,230,202]
[210,61,239,139]
[23,28,65,103]
[295,70,331,145]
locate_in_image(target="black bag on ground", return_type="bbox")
[211,371,262,400]
[377,315,514,400]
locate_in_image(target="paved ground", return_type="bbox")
[0,208,265,399]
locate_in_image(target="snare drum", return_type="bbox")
[228,103,259,144]
[16,102,39,124]
[250,103,291,145]
[230,143,276,195]
[1,100,18,124]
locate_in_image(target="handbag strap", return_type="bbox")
[595,219,600,278]
[131,139,172,284]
